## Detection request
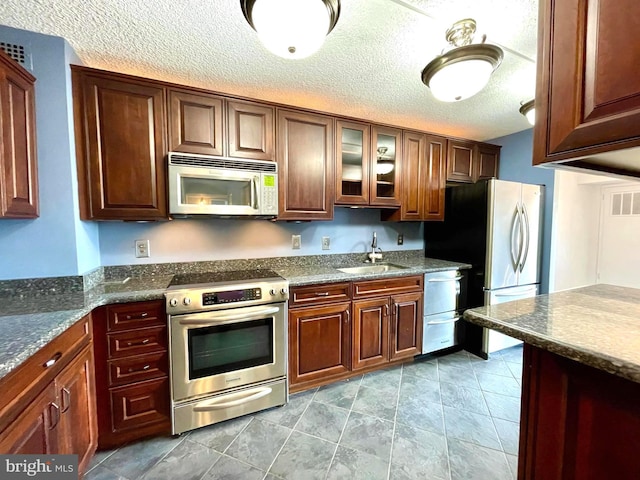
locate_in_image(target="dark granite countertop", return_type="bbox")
[0,254,469,380]
[463,284,640,384]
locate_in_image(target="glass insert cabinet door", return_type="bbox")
[371,125,401,206]
[336,120,370,205]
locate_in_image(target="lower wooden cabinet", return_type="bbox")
[289,276,423,392]
[92,300,171,449]
[0,315,97,476]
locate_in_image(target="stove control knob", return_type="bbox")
[280,288,288,295]
[183,297,191,306]
[169,298,178,307]
[269,289,277,296]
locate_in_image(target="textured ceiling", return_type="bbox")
[0,0,538,141]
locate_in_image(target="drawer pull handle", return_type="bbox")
[427,275,462,283]
[125,312,149,320]
[345,310,350,324]
[315,292,330,296]
[128,364,151,373]
[427,317,461,326]
[61,387,71,413]
[49,402,60,430]
[127,338,151,347]
[44,352,62,368]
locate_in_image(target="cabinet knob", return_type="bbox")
[49,402,60,430]
[345,310,350,323]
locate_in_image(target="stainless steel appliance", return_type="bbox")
[166,270,288,435]
[425,179,544,357]
[422,270,462,354]
[168,152,278,218]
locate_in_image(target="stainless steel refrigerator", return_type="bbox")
[425,178,544,357]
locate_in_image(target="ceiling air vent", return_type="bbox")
[0,42,33,71]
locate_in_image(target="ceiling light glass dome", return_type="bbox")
[241,0,341,59]
[421,19,503,102]
[519,99,535,125]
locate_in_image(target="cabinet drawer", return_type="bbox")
[422,312,461,354]
[109,377,170,433]
[353,275,423,299]
[290,283,351,307]
[106,301,165,332]
[108,351,169,387]
[107,326,167,359]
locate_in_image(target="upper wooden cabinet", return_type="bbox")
[384,132,446,221]
[371,125,402,206]
[72,68,168,220]
[446,139,500,184]
[168,89,224,156]
[0,49,38,218]
[533,0,640,177]
[277,109,334,220]
[227,100,275,161]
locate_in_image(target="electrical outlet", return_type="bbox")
[135,239,150,258]
[322,236,330,250]
[397,234,404,245]
[292,234,301,250]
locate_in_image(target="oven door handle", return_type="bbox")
[177,306,281,326]
[192,386,273,411]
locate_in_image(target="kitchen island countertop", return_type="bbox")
[463,284,640,383]
[0,254,469,381]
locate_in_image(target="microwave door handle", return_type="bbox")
[178,306,280,326]
[252,176,258,210]
[192,387,273,411]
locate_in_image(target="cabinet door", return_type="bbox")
[400,131,426,220]
[109,377,171,434]
[534,0,640,166]
[169,89,224,156]
[0,50,38,218]
[56,346,97,474]
[0,383,58,454]
[288,302,351,387]
[75,70,167,220]
[423,135,446,220]
[336,120,370,205]
[227,100,274,161]
[389,292,423,361]
[352,297,389,370]
[474,144,500,182]
[447,139,475,183]
[277,109,334,220]
[371,125,401,206]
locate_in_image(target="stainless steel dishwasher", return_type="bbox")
[422,270,462,354]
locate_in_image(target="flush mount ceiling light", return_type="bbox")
[240,0,341,59]
[519,99,535,125]
[421,19,503,102]
[375,147,395,175]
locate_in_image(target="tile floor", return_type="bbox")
[86,346,523,480]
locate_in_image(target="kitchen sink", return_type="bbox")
[336,263,409,274]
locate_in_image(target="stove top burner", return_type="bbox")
[168,269,282,288]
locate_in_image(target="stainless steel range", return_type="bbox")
[165,269,288,435]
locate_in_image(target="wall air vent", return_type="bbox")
[611,192,640,216]
[0,42,33,71]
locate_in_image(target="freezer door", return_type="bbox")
[518,184,543,286]
[485,180,522,290]
[482,284,539,354]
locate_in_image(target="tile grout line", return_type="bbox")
[385,364,404,480]
[436,358,454,480]
[323,375,364,480]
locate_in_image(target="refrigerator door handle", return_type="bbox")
[520,203,531,272]
[510,205,521,272]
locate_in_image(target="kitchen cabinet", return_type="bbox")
[168,89,224,156]
[352,297,390,369]
[72,67,168,220]
[533,0,640,177]
[446,139,500,184]
[336,120,371,205]
[0,315,97,475]
[227,99,275,161]
[0,48,38,218]
[371,125,402,206]
[389,291,423,360]
[92,300,170,450]
[383,132,446,221]
[277,109,334,220]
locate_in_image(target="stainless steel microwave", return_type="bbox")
[168,153,278,218]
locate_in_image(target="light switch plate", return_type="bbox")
[292,235,301,250]
[135,239,150,258]
[322,236,330,250]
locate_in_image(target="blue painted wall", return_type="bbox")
[0,26,100,280]
[489,128,555,293]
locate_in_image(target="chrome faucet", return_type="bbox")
[367,232,383,263]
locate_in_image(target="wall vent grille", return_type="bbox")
[169,153,277,173]
[0,42,33,71]
[611,192,640,216]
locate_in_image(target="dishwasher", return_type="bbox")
[422,270,463,354]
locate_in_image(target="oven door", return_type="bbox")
[169,164,261,216]
[169,303,286,402]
